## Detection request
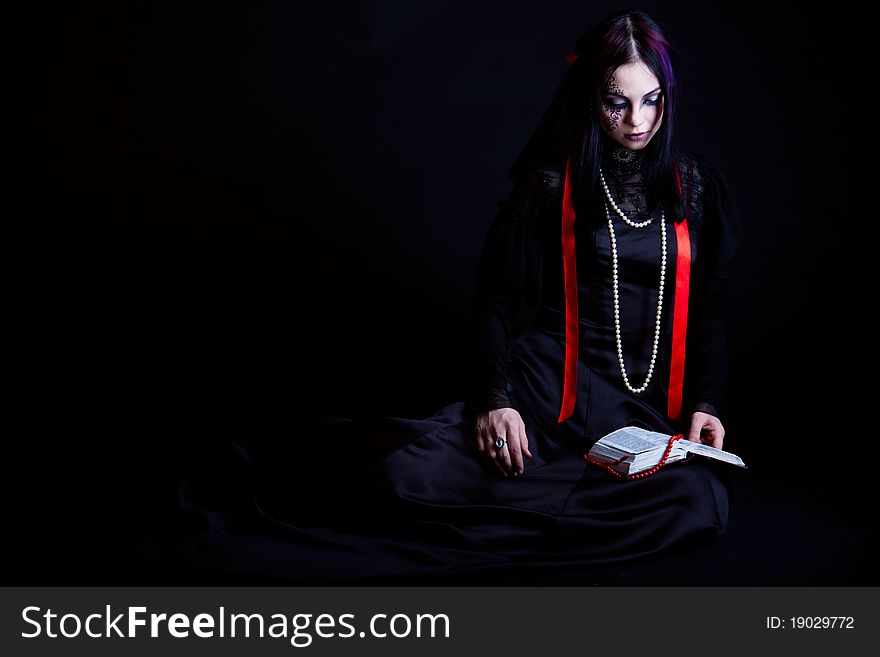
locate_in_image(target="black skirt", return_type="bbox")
[179,317,729,583]
[179,197,734,583]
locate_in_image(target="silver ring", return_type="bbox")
[494,435,507,450]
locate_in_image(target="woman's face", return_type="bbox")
[599,60,664,150]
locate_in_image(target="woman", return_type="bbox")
[468,8,740,478]
[371,5,742,560]
[180,8,743,582]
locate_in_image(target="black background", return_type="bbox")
[4,1,876,583]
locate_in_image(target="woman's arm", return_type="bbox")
[466,176,543,413]
[682,157,744,425]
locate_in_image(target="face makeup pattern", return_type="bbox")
[601,75,625,131]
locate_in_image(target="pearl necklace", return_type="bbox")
[600,169,652,228]
[605,200,666,395]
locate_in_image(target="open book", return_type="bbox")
[587,426,747,476]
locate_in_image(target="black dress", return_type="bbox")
[178,147,744,583]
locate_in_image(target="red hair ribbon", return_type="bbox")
[566,52,579,64]
[557,157,579,423]
[557,158,690,424]
[667,166,690,421]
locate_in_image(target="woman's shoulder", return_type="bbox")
[675,146,716,166]
[503,161,566,223]
[674,148,734,215]
[675,148,729,189]
[676,148,743,258]
[516,161,565,196]
[534,160,569,208]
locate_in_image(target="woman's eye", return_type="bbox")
[604,97,660,110]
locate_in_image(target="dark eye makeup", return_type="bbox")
[603,95,662,111]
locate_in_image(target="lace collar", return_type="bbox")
[602,144,648,180]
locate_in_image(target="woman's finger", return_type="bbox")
[488,440,509,476]
[507,427,525,475]
[489,426,513,475]
[686,415,706,443]
[496,442,513,475]
[709,421,725,450]
[474,422,487,454]
[518,422,533,460]
[479,430,508,476]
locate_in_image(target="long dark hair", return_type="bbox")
[509,8,685,224]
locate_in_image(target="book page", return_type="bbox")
[679,440,747,468]
[598,427,676,454]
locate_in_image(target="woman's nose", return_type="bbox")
[625,106,643,127]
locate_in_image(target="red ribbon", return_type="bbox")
[557,157,579,423]
[557,158,690,424]
[668,166,690,421]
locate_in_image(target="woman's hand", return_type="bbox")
[474,407,533,477]
[686,411,725,450]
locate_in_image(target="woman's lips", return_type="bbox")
[625,131,648,142]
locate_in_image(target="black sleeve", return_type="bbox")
[682,158,745,423]
[464,175,543,414]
